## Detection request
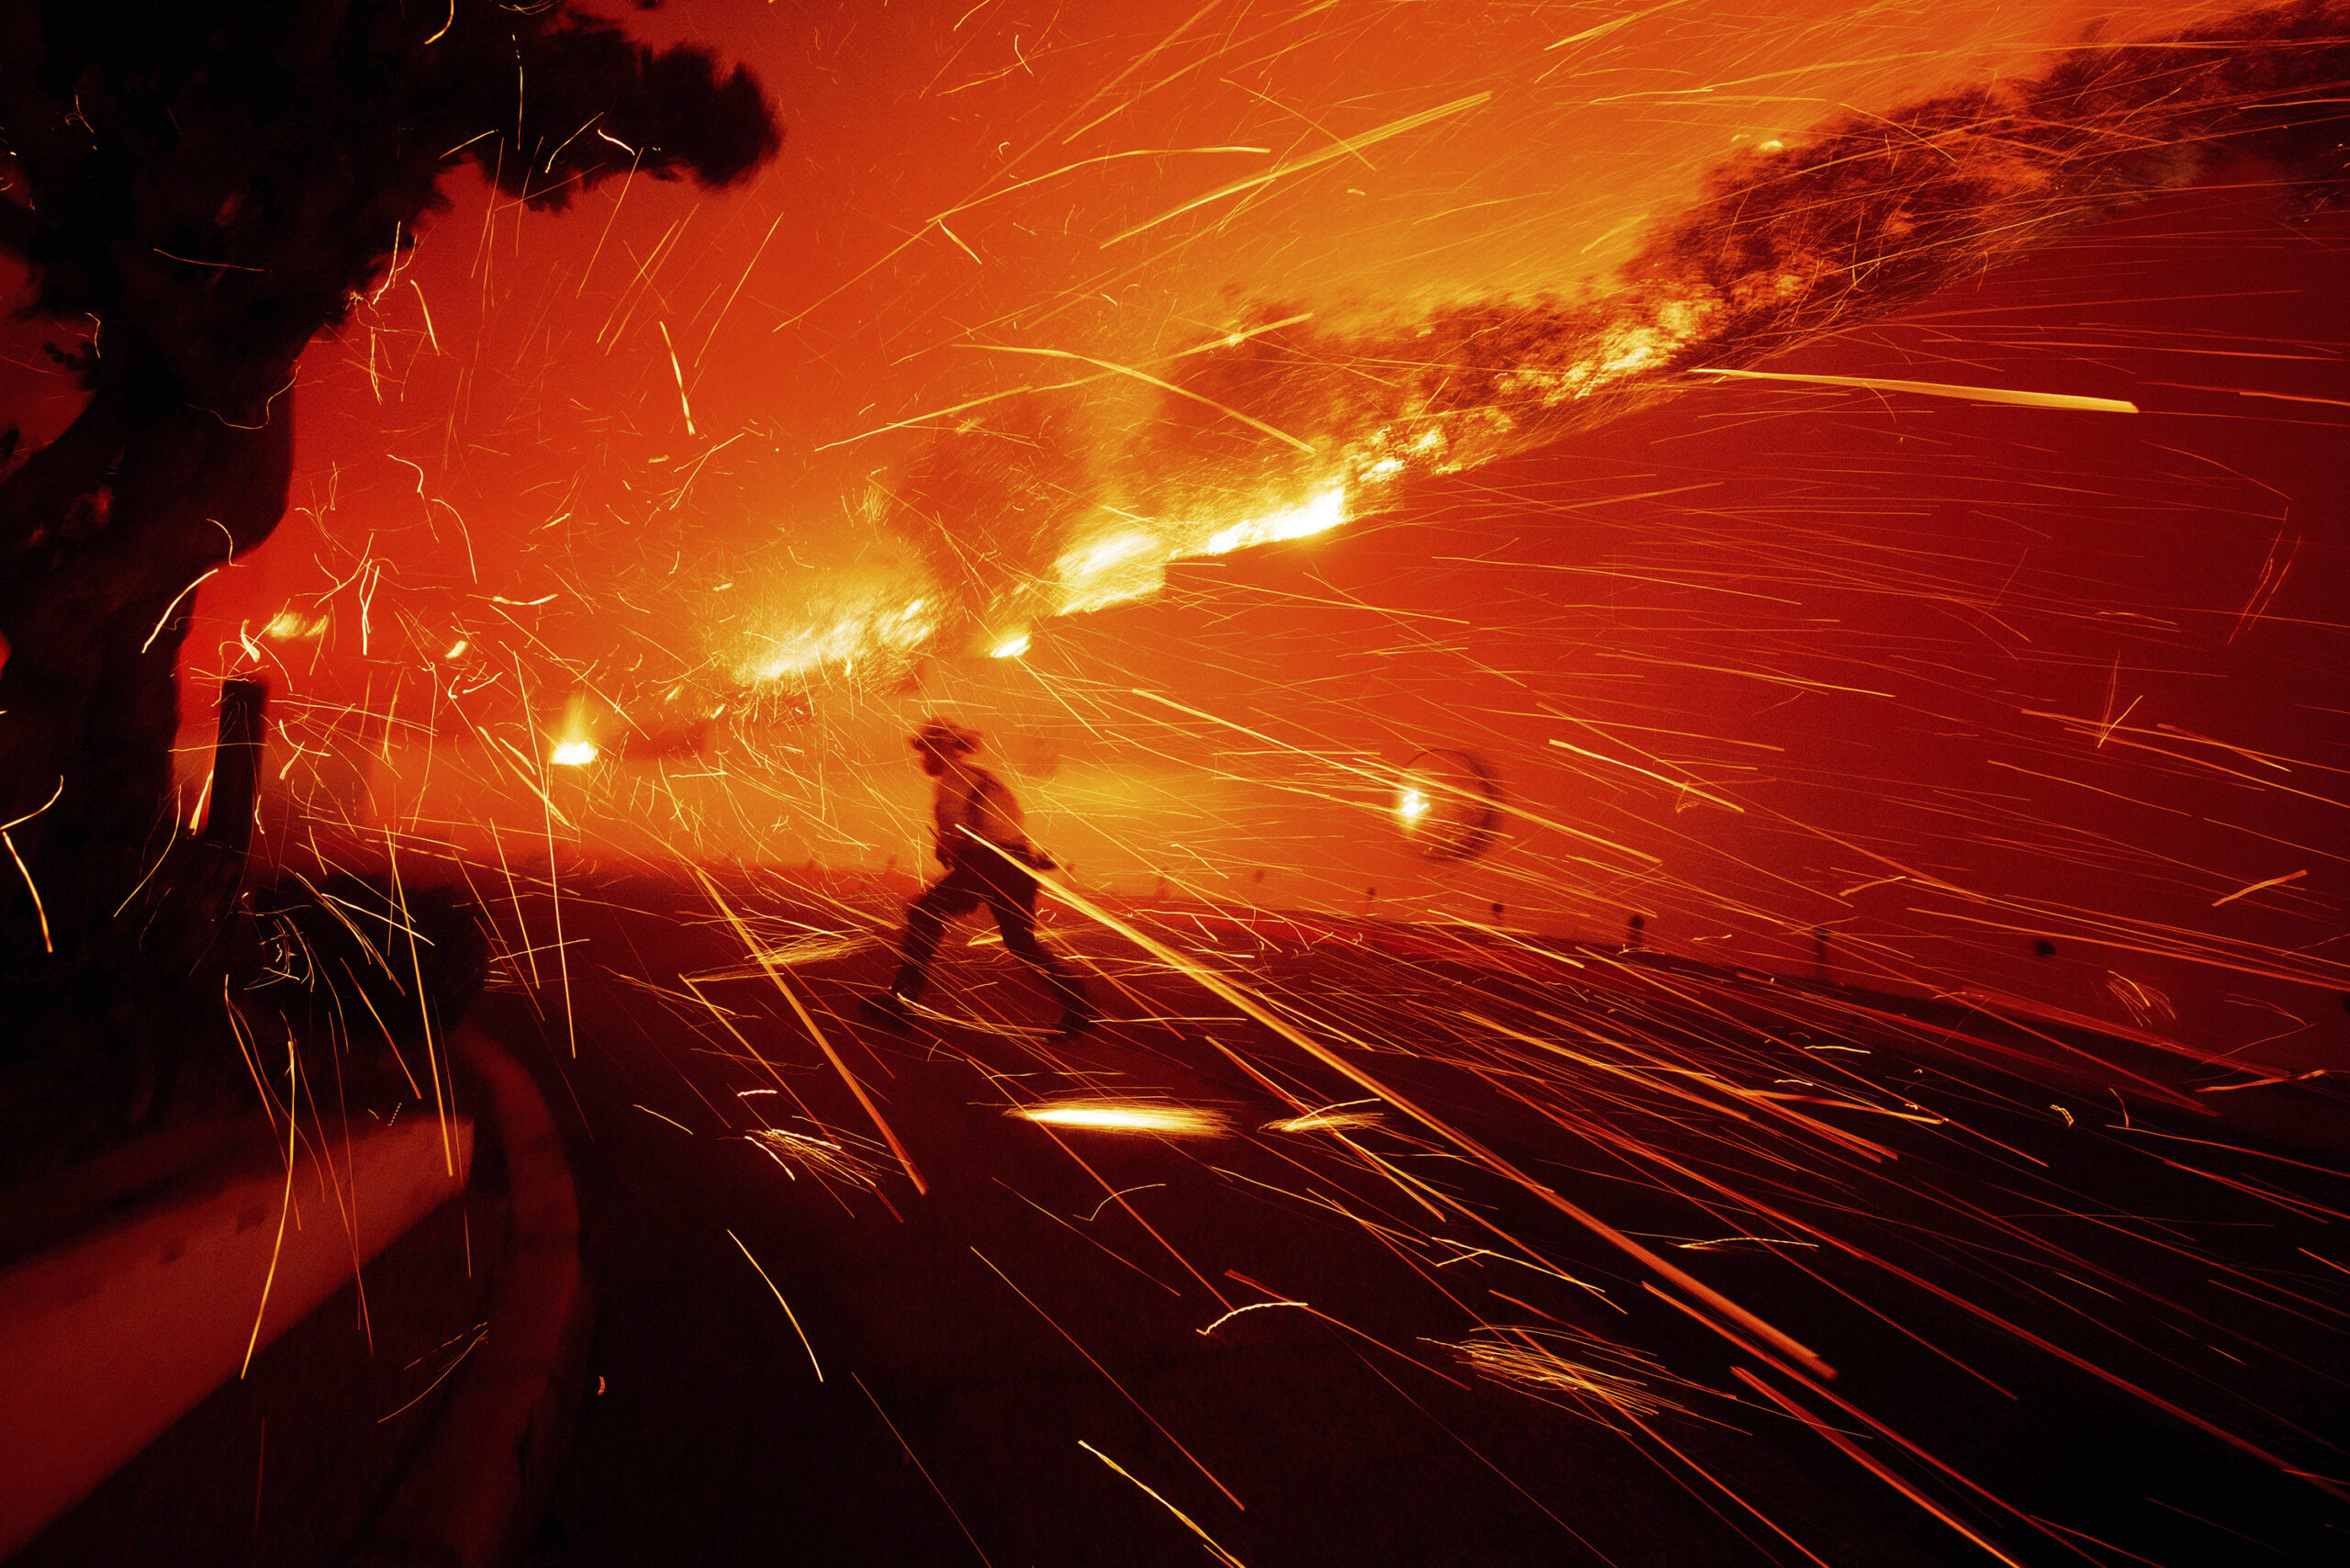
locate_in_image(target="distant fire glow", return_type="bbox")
[1010,1102,1234,1137]
[78,8,2350,1558]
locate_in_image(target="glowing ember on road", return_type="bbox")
[1010,1101,1235,1137]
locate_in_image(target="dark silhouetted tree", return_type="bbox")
[0,1,778,1112]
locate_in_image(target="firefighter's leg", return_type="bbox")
[891,867,982,1002]
[985,868,1092,1021]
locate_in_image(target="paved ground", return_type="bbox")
[479,867,2350,1568]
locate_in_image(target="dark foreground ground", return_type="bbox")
[464,867,2347,1568]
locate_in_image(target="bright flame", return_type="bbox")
[731,489,1355,693]
[1197,485,1347,557]
[263,609,326,642]
[551,739,599,767]
[1398,788,1429,820]
[1055,527,1167,616]
[1062,530,1153,580]
[1010,1101,1234,1137]
[729,487,1360,692]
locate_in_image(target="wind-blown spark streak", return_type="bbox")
[694,867,929,1194]
[1689,366,2140,412]
[1080,1441,1249,1568]
[966,835,1835,1378]
[973,1246,1247,1508]
[728,1227,824,1382]
[1102,91,1494,246]
[1454,1325,1698,1421]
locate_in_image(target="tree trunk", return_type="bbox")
[0,347,293,1026]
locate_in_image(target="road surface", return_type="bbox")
[470,867,2349,1567]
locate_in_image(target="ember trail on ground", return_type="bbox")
[485,866,2350,1567]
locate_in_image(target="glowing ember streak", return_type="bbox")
[1197,1300,1310,1333]
[2212,868,2307,906]
[693,868,930,1194]
[1264,1103,1385,1134]
[549,739,599,767]
[1011,1101,1234,1137]
[1454,1326,1696,1421]
[691,932,877,978]
[726,1228,823,1383]
[0,779,64,954]
[140,566,219,654]
[1080,1441,1251,1568]
[1691,366,2139,414]
[240,1074,301,1378]
[1102,89,1494,246]
[745,1126,884,1189]
[2,832,50,954]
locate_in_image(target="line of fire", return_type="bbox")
[3,3,2347,1565]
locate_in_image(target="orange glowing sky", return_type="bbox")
[0,0,2237,701]
[4,1,2344,1060]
